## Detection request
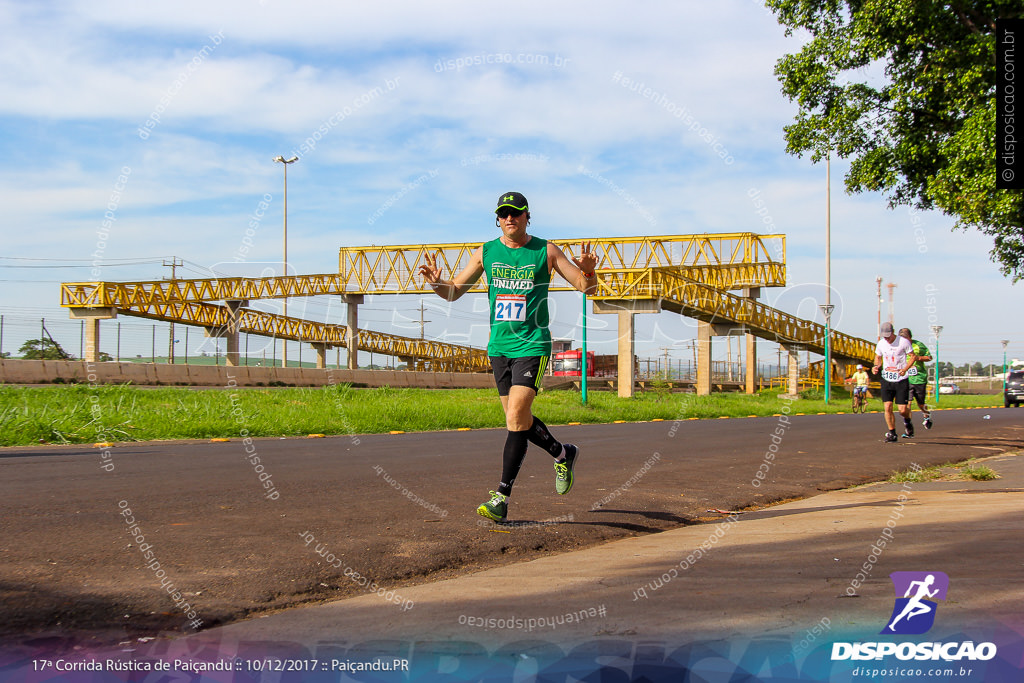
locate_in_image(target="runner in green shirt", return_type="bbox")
[899,328,933,430]
[418,192,598,522]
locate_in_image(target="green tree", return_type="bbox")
[18,338,74,360]
[767,1,1024,280]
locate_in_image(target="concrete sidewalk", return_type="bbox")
[185,451,1024,650]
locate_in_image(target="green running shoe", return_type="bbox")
[554,444,579,495]
[476,491,508,522]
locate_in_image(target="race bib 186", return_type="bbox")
[494,294,526,322]
[883,367,902,382]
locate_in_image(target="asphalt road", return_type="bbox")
[1,406,1021,652]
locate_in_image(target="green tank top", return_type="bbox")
[482,236,552,357]
[909,339,930,385]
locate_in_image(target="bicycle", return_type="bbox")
[851,387,868,413]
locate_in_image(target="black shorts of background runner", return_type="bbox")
[880,378,910,405]
[909,384,927,406]
[490,356,547,396]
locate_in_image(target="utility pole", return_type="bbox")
[887,282,898,325]
[163,258,182,363]
[660,346,672,379]
[419,300,431,340]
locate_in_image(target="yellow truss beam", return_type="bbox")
[60,275,351,308]
[60,233,786,309]
[338,233,786,294]
[595,268,875,363]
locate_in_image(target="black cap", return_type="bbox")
[495,191,528,213]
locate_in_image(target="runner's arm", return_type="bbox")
[549,241,598,295]
[418,247,484,302]
[900,352,917,376]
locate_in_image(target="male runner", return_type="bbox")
[872,322,917,442]
[418,192,598,522]
[899,327,933,430]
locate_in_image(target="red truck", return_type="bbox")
[551,349,620,377]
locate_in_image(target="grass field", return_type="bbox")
[0,383,1005,447]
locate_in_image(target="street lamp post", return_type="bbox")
[273,155,298,367]
[820,304,834,403]
[1002,339,1010,398]
[822,156,834,404]
[581,293,588,406]
[931,325,943,405]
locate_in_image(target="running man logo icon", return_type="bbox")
[881,571,949,635]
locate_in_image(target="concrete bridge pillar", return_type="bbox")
[696,321,746,395]
[746,332,757,394]
[783,344,803,398]
[344,294,364,370]
[313,343,332,369]
[742,287,761,394]
[69,307,117,363]
[204,300,247,366]
[697,321,713,395]
[592,299,661,398]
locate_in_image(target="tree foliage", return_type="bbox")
[767,0,1024,280]
[18,338,74,360]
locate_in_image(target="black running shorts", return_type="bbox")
[490,356,548,396]
[908,383,927,406]
[880,378,910,405]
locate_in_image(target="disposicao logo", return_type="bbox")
[882,571,949,635]
[831,571,998,663]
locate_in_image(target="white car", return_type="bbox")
[938,383,960,395]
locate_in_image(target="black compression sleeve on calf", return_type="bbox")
[527,416,563,457]
[498,430,530,497]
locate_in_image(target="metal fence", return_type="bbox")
[0,314,357,369]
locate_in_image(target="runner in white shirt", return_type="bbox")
[872,321,918,442]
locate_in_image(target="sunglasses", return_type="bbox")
[496,207,525,219]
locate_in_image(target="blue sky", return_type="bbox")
[0,0,1019,368]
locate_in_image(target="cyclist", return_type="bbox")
[847,364,870,411]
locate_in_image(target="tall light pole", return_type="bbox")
[820,304,834,403]
[823,156,832,404]
[931,325,943,405]
[273,155,298,367]
[826,156,831,325]
[1002,339,1010,398]
[876,276,883,339]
